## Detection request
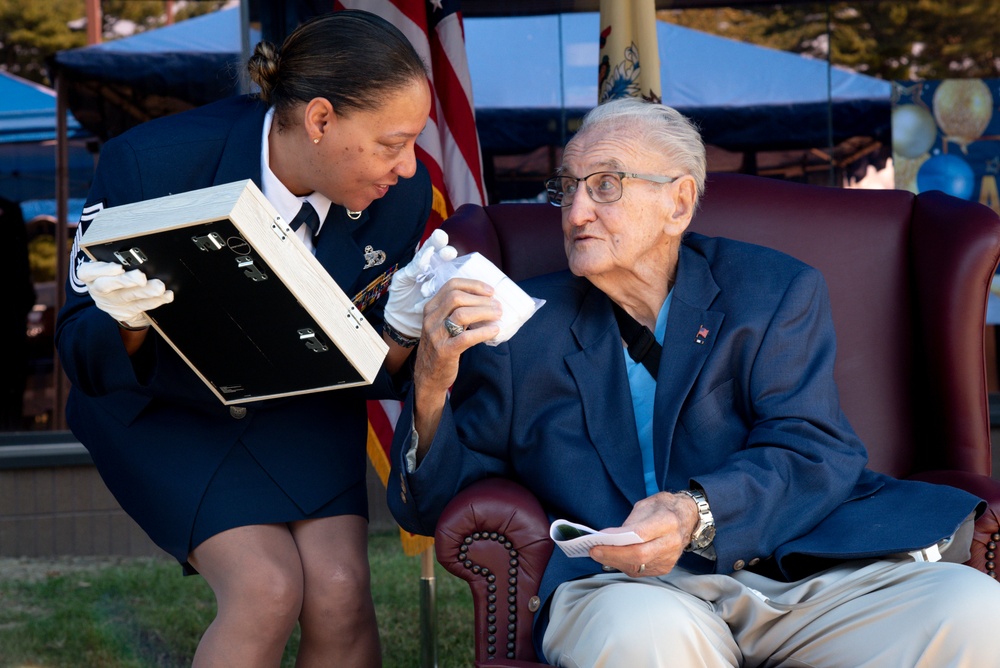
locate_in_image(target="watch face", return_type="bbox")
[693,524,716,548]
[681,489,715,550]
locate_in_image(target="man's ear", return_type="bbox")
[664,175,697,236]
[303,97,335,141]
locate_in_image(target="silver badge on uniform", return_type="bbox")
[363,245,386,269]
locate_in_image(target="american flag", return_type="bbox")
[333,0,486,555]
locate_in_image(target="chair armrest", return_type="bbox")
[435,477,554,665]
[908,470,999,579]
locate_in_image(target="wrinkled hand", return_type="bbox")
[588,492,699,578]
[384,229,458,338]
[77,260,174,329]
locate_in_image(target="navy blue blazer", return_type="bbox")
[57,95,432,562]
[389,233,982,647]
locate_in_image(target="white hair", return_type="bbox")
[573,98,707,198]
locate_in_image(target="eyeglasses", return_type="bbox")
[544,171,678,207]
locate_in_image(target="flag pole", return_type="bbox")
[420,546,438,668]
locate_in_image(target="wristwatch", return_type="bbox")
[679,488,716,551]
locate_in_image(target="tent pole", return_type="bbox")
[824,0,835,186]
[239,0,252,94]
[85,0,101,45]
[557,14,567,148]
[53,74,70,431]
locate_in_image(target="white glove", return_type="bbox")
[384,229,457,338]
[77,260,174,329]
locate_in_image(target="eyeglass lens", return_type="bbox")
[546,173,623,207]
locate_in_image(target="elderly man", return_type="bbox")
[387,98,1000,667]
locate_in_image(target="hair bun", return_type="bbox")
[247,41,280,103]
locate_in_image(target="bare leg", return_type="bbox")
[291,515,381,668]
[188,524,304,668]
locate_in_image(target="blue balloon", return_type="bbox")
[916,154,976,200]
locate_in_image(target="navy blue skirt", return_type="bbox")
[184,441,368,573]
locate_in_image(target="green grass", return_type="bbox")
[0,532,474,668]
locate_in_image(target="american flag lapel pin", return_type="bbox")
[695,325,710,344]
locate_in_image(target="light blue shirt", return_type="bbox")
[623,292,672,497]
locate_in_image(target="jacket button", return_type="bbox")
[528,596,541,612]
[749,557,760,566]
[733,559,746,571]
[229,406,247,419]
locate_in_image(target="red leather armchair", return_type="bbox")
[435,173,1000,666]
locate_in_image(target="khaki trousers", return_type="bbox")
[543,558,1000,667]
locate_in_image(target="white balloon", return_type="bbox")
[892,104,937,159]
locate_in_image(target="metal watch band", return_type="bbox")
[680,488,716,551]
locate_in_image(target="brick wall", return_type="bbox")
[0,439,399,559]
[0,464,162,558]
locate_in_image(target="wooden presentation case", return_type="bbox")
[80,180,388,404]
